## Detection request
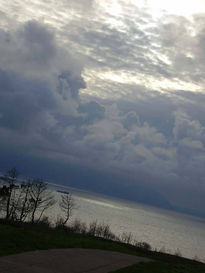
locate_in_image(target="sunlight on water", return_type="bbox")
[48,185,205,261]
[77,196,127,210]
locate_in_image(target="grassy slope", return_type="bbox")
[111,261,205,273]
[0,221,204,273]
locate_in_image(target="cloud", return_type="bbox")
[157,14,205,86]
[0,7,205,216]
[0,18,204,180]
[0,21,86,158]
[2,0,204,94]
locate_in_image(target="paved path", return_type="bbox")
[0,248,151,273]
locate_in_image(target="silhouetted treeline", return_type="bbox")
[0,168,74,225]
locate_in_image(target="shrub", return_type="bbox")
[174,248,182,257]
[87,221,117,240]
[70,219,87,234]
[55,217,69,230]
[120,232,133,244]
[34,216,51,228]
[88,220,98,236]
[135,241,152,251]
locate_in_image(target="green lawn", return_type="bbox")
[0,221,204,273]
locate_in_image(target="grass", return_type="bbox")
[0,220,204,273]
[0,220,150,256]
[110,261,205,273]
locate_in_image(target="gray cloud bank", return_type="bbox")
[0,20,205,217]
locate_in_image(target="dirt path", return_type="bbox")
[0,248,151,273]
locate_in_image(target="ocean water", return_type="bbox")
[47,185,205,261]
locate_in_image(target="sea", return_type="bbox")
[48,184,205,262]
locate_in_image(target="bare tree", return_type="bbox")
[0,185,8,217]
[17,181,33,222]
[0,170,56,223]
[0,168,19,220]
[0,175,34,222]
[59,193,75,226]
[29,179,55,223]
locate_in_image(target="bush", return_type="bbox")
[34,216,51,228]
[96,223,117,240]
[120,232,133,244]
[87,221,117,240]
[174,248,182,257]
[88,220,98,236]
[55,217,69,231]
[135,241,152,251]
[70,219,87,234]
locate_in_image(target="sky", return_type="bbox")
[0,0,205,216]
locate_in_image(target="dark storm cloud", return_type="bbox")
[0,18,205,216]
[0,21,86,149]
